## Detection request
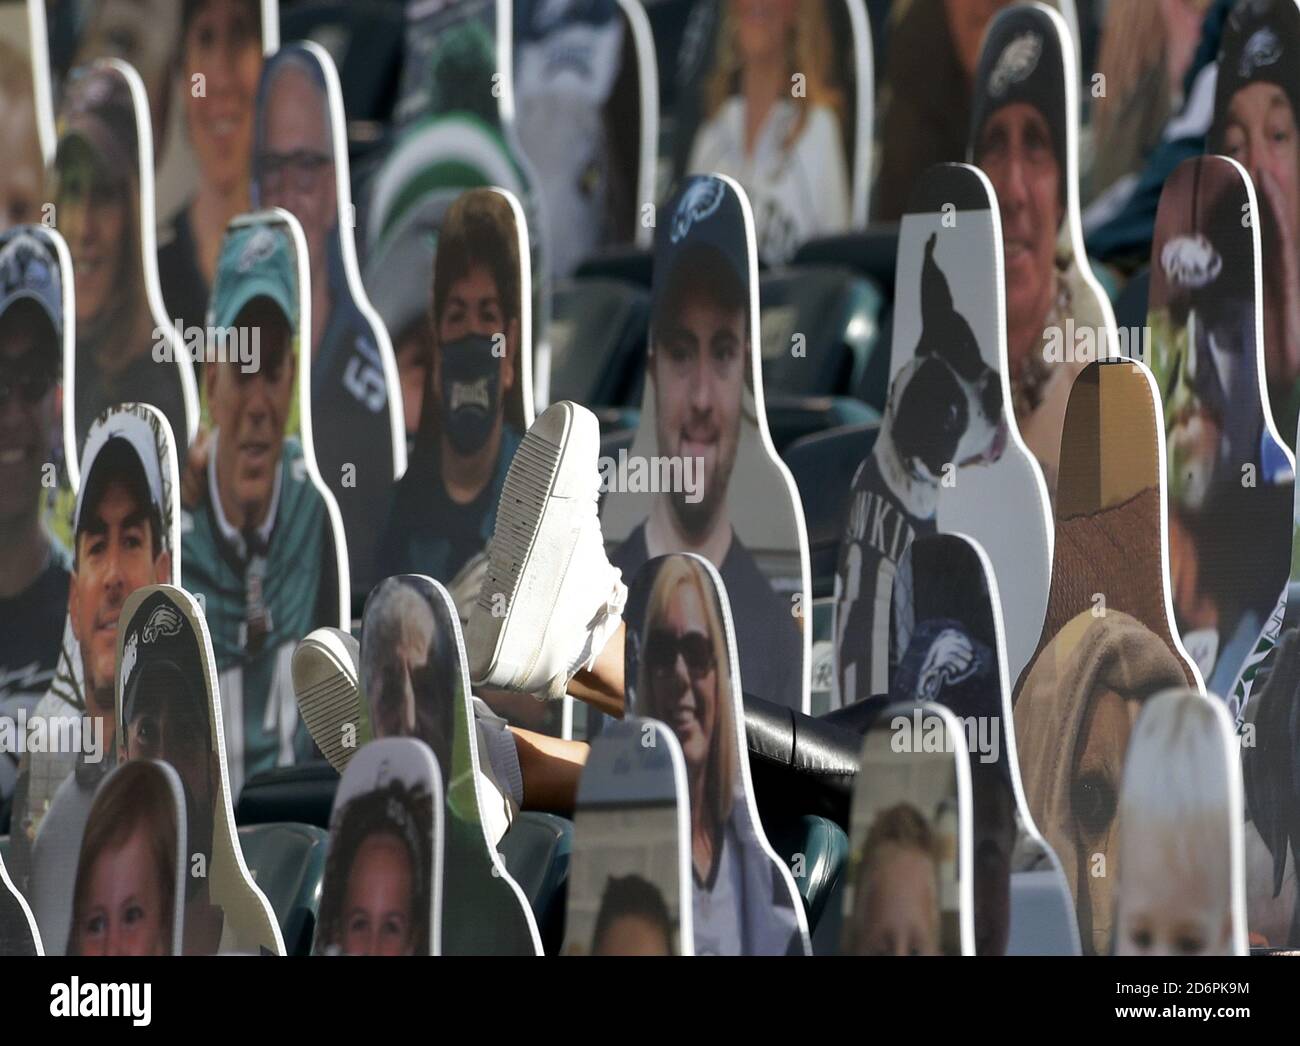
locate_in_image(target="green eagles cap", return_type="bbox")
[208,220,299,332]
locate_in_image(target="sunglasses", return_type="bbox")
[645,628,715,680]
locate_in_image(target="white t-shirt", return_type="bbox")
[688,97,850,264]
[692,828,746,956]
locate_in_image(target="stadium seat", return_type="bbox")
[497,811,573,955]
[792,226,901,299]
[549,276,649,425]
[236,762,340,831]
[759,265,884,398]
[765,814,849,933]
[783,422,878,597]
[238,822,330,957]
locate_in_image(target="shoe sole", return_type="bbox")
[469,401,593,687]
[292,628,365,773]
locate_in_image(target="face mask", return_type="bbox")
[439,333,501,455]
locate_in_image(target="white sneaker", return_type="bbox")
[292,627,370,772]
[466,401,626,701]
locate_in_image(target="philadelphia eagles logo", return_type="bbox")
[120,630,138,692]
[670,178,726,244]
[1239,27,1282,78]
[988,31,1042,98]
[142,604,184,643]
[1161,233,1223,290]
[238,227,279,273]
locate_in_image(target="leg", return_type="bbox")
[566,622,626,718]
[511,727,590,815]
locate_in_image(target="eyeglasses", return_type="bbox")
[645,628,715,680]
[0,367,56,406]
[256,150,332,195]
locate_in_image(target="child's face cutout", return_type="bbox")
[1114,834,1231,957]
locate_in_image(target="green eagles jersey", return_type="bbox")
[182,437,337,788]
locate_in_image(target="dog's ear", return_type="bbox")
[892,357,964,477]
[920,232,956,349]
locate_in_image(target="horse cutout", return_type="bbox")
[833,162,1052,707]
[888,532,1077,955]
[837,701,975,956]
[7,403,180,913]
[180,210,349,792]
[624,553,809,955]
[968,1,1119,504]
[312,736,444,956]
[1208,0,1300,451]
[368,0,552,408]
[1146,155,1294,701]
[1013,358,1203,954]
[1109,687,1248,955]
[601,175,812,715]
[513,0,658,277]
[0,225,77,810]
[561,716,693,956]
[670,0,872,265]
[0,0,55,231]
[53,59,198,463]
[359,574,541,956]
[46,0,278,337]
[64,759,187,955]
[251,43,404,600]
[113,584,283,954]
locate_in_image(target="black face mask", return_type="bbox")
[439,333,501,455]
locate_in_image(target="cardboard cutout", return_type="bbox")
[602,175,811,714]
[514,0,657,276]
[1239,463,1300,946]
[1147,155,1294,699]
[838,701,975,956]
[47,0,277,336]
[1013,358,1203,954]
[0,225,76,806]
[360,574,541,955]
[114,584,282,954]
[888,532,1075,955]
[373,187,535,618]
[561,716,692,956]
[674,0,870,263]
[0,1,54,229]
[625,553,809,955]
[1111,688,1248,955]
[8,402,179,908]
[834,163,1052,707]
[0,850,39,954]
[871,0,1073,222]
[54,59,198,463]
[372,0,552,409]
[969,2,1119,503]
[181,210,349,792]
[62,759,187,956]
[252,43,405,598]
[313,736,444,956]
[1208,0,1300,451]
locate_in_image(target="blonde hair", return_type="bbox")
[703,0,844,153]
[1117,688,1234,899]
[638,556,737,838]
